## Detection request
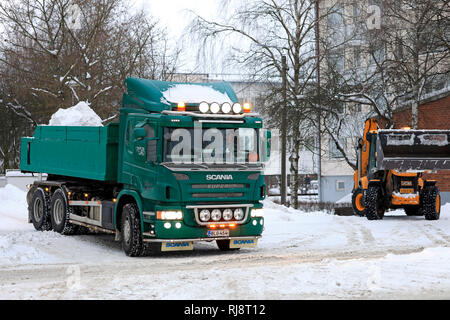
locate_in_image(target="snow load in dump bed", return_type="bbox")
[122,78,239,113]
[376,129,450,171]
[48,101,103,127]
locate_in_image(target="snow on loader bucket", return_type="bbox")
[376,130,450,171]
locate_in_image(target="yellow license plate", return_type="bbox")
[230,238,258,249]
[400,188,414,194]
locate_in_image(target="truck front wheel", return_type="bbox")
[121,203,144,257]
[30,188,52,231]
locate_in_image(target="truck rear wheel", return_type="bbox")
[423,186,440,221]
[352,187,365,217]
[364,185,384,220]
[30,188,52,231]
[121,203,144,257]
[50,188,78,235]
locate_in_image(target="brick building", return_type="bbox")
[391,91,450,204]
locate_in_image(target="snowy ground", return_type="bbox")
[1,184,450,300]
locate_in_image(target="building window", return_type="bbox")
[336,180,346,191]
[329,138,345,159]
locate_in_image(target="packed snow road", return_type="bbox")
[1,184,450,300]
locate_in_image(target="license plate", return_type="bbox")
[207,229,229,238]
[400,188,414,194]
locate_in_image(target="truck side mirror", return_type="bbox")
[133,128,147,140]
[261,129,271,162]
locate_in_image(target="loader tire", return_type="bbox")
[50,188,78,235]
[352,187,365,217]
[30,188,52,231]
[121,203,144,257]
[423,186,440,221]
[364,185,384,220]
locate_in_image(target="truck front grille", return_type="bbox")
[192,192,244,199]
[191,184,245,189]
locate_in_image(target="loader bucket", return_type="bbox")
[376,130,450,171]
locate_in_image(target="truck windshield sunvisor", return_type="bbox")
[163,127,262,165]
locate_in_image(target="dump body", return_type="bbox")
[21,124,119,181]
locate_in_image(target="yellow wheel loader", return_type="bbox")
[352,118,450,220]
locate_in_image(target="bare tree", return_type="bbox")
[0,0,179,171]
[190,0,333,208]
[0,0,179,123]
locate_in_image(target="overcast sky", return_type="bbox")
[134,0,219,40]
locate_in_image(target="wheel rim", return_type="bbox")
[33,197,43,221]
[53,198,64,225]
[355,193,364,211]
[123,216,131,245]
[436,195,440,212]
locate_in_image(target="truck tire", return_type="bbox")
[352,187,365,217]
[422,186,440,221]
[121,203,144,257]
[216,240,240,251]
[364,185,384,220]
[50,188,78,235]
[30,188,52,231]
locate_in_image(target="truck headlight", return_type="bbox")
[199,209,211,222]
[211,209,222,221]
[234,208,244,220]
[232,103,242,114]
[199,102,209,113]
[157,210,183,220]
[223,209,233,221]
[210,103,220,114]
[221,102,232,114]
[251,208,264,218]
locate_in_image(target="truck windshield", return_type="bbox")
[163,127,261,165]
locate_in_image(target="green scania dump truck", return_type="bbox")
[20,78,270,256]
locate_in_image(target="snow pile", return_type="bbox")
[0,184,28,226]
[48,101,103,127]
[161,84,233,104]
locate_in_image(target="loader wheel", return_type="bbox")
[30,188,52,231]
[422,186,440,221]
[121,203,144,257]
[352,187,365,217]
[364,185,384,220]
[50,188,78,235]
